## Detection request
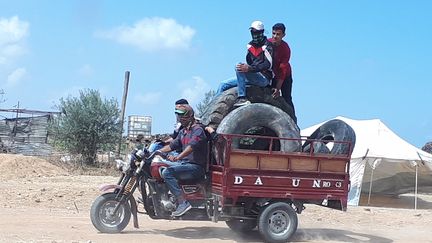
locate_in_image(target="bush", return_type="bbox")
[49,89,121,165]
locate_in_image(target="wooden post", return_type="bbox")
[117,71,130,157]
[415,164,418,210]
[11,101,20,144]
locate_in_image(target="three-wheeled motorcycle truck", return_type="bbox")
[90,117,355,243]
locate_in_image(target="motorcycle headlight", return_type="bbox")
[115,159,123,170]
[122,163,131,173]
[115,159,130,173]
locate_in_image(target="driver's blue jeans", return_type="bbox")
[161,161,204,200]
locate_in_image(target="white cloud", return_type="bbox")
[179,76,211,106]
[96,17,195,52]
[7,67,26,86]
[78,64,94,78]
[135,92,162,105]
[0,16,29,65]
[0,16,29,45]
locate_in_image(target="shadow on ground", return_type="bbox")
[292,228,393,242]
[122,226,392,242]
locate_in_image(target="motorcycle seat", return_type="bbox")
[178,174,208,185]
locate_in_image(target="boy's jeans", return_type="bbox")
[160,161,204,200]
[215,71,269,97]
[236,71,269,97]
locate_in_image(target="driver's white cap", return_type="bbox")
[250,20,264,31]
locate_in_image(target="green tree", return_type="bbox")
[49,89,121,165]
[196,89,215,117]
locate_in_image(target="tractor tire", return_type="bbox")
[302,119,356,155]
[216,103,301,152]
[247,86,297,124]
[199,86,296,129]
[199,88,238,129]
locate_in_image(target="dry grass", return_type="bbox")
[43,154,119,176]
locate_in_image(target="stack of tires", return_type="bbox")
[199,86,356,154]
[199,87,301,152]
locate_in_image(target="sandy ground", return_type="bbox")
[0,154,431,243]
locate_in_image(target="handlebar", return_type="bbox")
[131,149,167,164]
[154,150,168,159]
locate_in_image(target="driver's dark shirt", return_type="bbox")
[169,124,208,167]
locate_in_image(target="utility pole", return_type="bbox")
[117,71,130,157]
[11,101,20,144]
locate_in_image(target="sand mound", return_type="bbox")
[0,154,68,180]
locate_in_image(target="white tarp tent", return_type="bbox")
[301,116,432,207]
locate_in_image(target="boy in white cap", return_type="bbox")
[216,20,274,106]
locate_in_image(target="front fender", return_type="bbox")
[99,184,122,192]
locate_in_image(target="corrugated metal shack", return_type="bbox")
[0,109,59,156]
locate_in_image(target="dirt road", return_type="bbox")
[0,155,431,242]
[1,174,431,243]
[2,205,424,243]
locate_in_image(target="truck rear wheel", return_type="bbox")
[225,219,257,232]
[258,202,298,243]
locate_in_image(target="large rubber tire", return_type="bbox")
[302,119,356,155]
[199,86,296,129]
[258,202,298,243]
[247,86,297,124]
[200,88,238,128]
[225,219,257,232]
[304,141,331,154]
[90,193,131,233]
[217,103,301,152]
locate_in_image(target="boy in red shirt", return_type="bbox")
[268,23,296,122]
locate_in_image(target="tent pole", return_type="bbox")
[367,167,374,206]
[415,165,418,210]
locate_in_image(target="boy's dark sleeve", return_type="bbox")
[188,126,206,149]
[169,133,182,151]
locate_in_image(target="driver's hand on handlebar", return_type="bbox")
[155,150,168,159]
[167,155,179,161]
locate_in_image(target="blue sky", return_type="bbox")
[0,1,431,148]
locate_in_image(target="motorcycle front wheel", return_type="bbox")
[90,192,131,233]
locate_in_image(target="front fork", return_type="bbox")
[100,174,140,228]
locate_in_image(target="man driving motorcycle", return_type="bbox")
[156,103,208,217]
[149,99,190,154]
